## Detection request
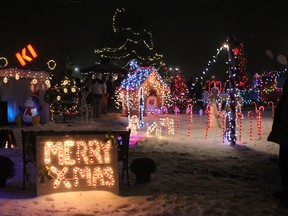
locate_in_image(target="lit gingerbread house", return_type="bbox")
[118,66,170,117]
[0,67,51,125]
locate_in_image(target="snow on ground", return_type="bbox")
[1,108,288,216]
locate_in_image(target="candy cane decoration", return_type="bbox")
[186,104,193,137]
[268,101,274,119]
[251,101,258,113]
[222,112,226,143]
[236,104,243,142]
[174,106,180,134]
[237,111,243,142]
[205,104,212,139]
[257,106,264,138]
[248,111,253,140]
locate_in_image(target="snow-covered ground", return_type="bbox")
[1,108,287,216]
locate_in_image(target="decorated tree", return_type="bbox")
[44,74,80,122]
[235,43,251,90]
[170,70,190,109]
[94,8,165,70]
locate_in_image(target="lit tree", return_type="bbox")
[170,69,190,109]
[94,8,165,70]
[43,55,81,122]
[44,70,80,122]
[235,43,251,90]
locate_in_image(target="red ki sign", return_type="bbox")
[15,44,38,66]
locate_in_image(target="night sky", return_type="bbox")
[1,0,288,79]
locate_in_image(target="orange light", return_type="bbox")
[27,44,37,58]
[15,52,26,66]
[15,44,38,66]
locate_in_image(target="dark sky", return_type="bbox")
[1,0,288,79]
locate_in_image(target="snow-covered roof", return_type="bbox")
[119,67,168,91]
[0,67,50,80]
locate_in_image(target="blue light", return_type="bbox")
[7,103,16,123]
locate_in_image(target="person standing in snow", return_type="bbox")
[89,73,106,118]
[268,77,288,203]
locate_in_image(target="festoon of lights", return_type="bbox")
[198,45,225,81]
[0,67,51,88]
[94,8,165,70]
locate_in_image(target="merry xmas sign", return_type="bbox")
[36,133,119,196]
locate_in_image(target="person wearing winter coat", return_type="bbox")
[268,77,288,203]
[89,73,107,118]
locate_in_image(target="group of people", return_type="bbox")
[88,73,113,118]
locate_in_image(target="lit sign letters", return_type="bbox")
[15,44,38,66]
[36,135,119,196]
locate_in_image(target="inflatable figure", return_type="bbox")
[19,90,41,126]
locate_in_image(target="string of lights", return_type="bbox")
[95,8,165,70]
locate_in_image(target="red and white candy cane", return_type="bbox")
[248,111,253,140]
[257,106,264,137]
[222,112,226,143]
[251,101,258,113]
[205,104,212,139]
[268,101,274,119]
[174,106,180,134]
[237,111,243,142]
[186,104,193,136]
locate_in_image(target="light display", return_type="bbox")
[37,134,119,196]
[221,112,226,143]
[198,45,224,80]
[118,66,170,117]
[127,115,140,134]
[47,60,57,70]
[0,57,8,67]
[186,104,193,137]
[237,106,243,142]
[205,104,212,139]
[225,35,238,145]
[47,76,80,122]
[206,80,223,93]
[80,89,93,122]
[253,71,282,103]
[251,101,264,138]
[95,8,165,70]
[235,43,251,90]
[170,69,190,109]
[146,117,174,137]
[15,44,38,66]
[174,106,180,134]
[0,68,50,84]
[248,111,253,140]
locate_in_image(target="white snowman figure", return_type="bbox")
[23,96,38,124]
